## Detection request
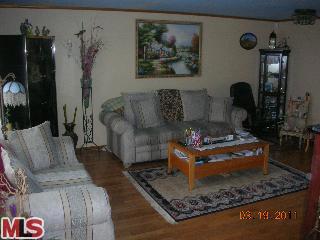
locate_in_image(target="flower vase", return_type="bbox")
[81,77,92,109]
[81,77,94,145]
[63,123,78,149]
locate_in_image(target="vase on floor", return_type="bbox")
[81,78,95,147]
[63,122,78,149]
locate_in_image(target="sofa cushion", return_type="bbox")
[209,97,233,123]
[131,97,163,129]
[157,89,184,122]
[170,121,233,137]
[180,89,209,121]
[170,121,209,135]
[34,164,92,190]
[134,124,183,147]
[22,186,112,233]
[1,145,42,193]
[122,91,156,126]
[206,121,234,137]
[7,121,59,171]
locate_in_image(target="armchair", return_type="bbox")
[279,92,311,150]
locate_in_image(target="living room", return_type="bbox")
[0,1,319,239]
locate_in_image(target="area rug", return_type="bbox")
[123,159,309,224]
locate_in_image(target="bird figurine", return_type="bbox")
[74,29,86,38]
[42,26,50,36]
[35,26,40,36]
[93,25,103,30]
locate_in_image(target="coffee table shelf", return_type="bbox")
[168,140,269,191]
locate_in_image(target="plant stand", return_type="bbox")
[80,86,100,150]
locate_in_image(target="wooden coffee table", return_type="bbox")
[167,140,269,191]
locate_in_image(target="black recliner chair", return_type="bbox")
[230,82,256,130]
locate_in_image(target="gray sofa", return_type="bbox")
[100,89,247,168]
[1,122,115,240]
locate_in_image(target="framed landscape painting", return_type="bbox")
[136,20,202,78]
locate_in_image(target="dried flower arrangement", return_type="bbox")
[75,22,103,109]
[0,169,29,218]
[63,104,77,125]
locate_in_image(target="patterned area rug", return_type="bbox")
[123,160,309,223]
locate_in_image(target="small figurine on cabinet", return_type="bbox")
[42,26,50,36]
[34,26,40,36]
[20,19,33,36]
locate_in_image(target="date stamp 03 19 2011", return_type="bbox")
[240,210,298,220]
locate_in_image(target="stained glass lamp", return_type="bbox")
[2,78,26,107]
[0,73,26,138]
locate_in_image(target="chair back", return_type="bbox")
[230,82,256,129]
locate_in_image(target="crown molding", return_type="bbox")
[0,4,282,22]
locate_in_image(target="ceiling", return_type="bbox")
[1,0,320,21]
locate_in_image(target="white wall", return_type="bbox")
[278,21,320,125]
[0,8,273,146]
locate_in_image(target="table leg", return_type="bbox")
[263,144,269,175]
[188,155,195,191]
[299,136,302,149]
[168,143,173,174]
[305,139,310,152]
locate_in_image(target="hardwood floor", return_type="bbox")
[77,140,313,240]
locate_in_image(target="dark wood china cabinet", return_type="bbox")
[0,35,58,136]
[257,49,290,136]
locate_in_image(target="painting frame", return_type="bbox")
[136,19,202,78]
[239,32,257,50]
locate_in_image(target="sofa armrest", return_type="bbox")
[99,110,120,127]
[231,107,247,129]
[110,116,134,135]
[110,117,135,167]
[53,136,79,166]
[20,185,114,238]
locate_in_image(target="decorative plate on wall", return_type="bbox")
[240,33,257,50]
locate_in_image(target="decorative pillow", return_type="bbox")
[0,145,42,193]
[7,121,59,171]
[180,89,209,121]
[0,145,16,197]
[122,91,156,126]
[157,89,184,122]
[209,97,233,123]
[131,97,163,129]
[53,136,78,166]
[101,96,125,115]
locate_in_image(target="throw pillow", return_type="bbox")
[131,97,163,128]
[209,97,233,123]
[0,145,42,193]
[7,121,59,171]
[53,136,78,166]
[157,89,184,122]
[122,91,156,126]
[180,89,209,121]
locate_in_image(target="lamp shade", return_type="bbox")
[2,81,26,107]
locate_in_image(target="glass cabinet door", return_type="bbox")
[257,49,290,136]
[265,55,280,93]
